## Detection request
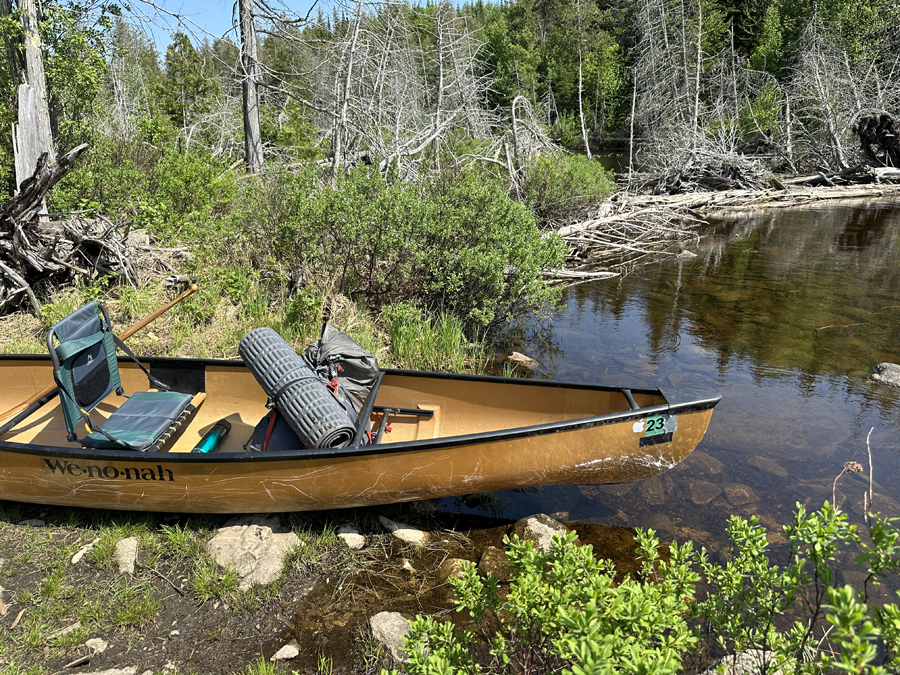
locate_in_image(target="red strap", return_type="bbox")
[327,378,339,395]
[262,411,277,451]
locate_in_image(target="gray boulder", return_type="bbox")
[509,513,571,552]
[207,515,299,590]
[378,516,429,544]
[370,611,411,662]
[477,546,511,581]
[116,537,139,575]
[869,362,900,388]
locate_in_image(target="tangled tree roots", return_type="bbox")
[634,152,772,195]
[0,144,189,316]
[852,109,900,168]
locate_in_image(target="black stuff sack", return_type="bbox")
[244,409,370,452]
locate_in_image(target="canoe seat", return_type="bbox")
[47,302,198,452]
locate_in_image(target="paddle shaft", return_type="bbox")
[0,284,198,423]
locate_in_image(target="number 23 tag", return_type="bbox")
[633,414,670,437]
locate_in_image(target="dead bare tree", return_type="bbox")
[239,0,264,173]
[630,0,705,172]
[787,17,900,173]
[3,0,56,223]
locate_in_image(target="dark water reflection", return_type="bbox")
[442,199,900,559]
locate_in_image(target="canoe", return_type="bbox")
[0,354,720,513]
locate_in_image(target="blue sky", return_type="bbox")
[141,0,320,51]
[142,0,239,49]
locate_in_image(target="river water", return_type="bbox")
[442,198,900,561]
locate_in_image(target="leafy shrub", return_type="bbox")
[395,504,900,675]
[49,137,235,242]
[520,153,616,228]
[51,143,564,332]
[235,164,566,331]
[398,529,698,675]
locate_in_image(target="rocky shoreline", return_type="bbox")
[0,505,651,674]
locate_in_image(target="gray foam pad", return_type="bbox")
[239,328,355,448]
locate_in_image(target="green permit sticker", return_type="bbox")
[644,414,668,437]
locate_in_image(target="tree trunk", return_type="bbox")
[13,0,55,195]
[576,0,590,160]
[239,0,264,174]
[0,0,21,87]
[332,0,364,183]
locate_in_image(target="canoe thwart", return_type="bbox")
[621,389,639,411]
[371,406,434,419]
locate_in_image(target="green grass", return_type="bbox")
[191,556,240,601]
[237,655,279,675]
[382,303,488,372]
[112,583,161,628]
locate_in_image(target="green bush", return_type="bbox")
[49,136,235,242]
[233,164,566,330]
[394,503,900,675]
[521,153,616,228]
[50,143,564,332]
[398,529,698,675]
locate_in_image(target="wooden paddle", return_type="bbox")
[0,283,199,422]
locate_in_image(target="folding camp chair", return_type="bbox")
[47,302,198,451]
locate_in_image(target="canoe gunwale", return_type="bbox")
[0,354,721,464]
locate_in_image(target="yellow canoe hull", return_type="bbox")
[0,355,719,512]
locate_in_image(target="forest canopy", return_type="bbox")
[1,0,899,324]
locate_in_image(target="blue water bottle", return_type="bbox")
[192,418,232,453]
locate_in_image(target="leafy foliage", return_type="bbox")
[394,504,900,675]
[225,164,566,330]
[521,153,616,227]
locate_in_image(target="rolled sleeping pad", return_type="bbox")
[239,327,355,448]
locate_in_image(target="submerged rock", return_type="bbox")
[688,479,722,505]
[722,483,759,506]
[207,515,299,590]
[747,455,788,477]
[684,451,725,475]
[506,351,538,368]
[869,362,900,388]
[369,611,411,662]
[637,475,667,506]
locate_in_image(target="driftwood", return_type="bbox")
[0,143,190,315]
[550,180,900,283]
[782,163,900,187]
